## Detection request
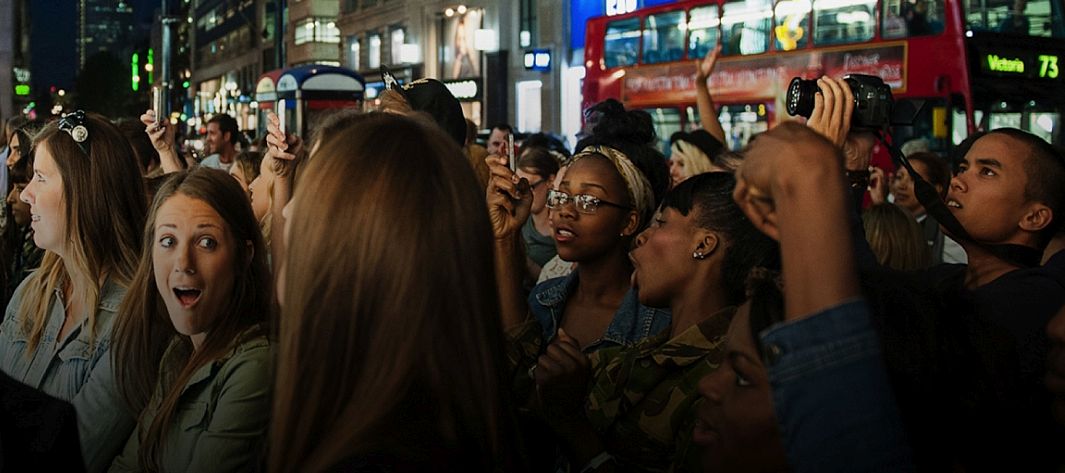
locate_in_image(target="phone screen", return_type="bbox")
[277,100,287,136]
[507,133,516,172]
[152,87,164,124]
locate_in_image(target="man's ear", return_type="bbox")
[621,210,640,237]
[1020,203,1053,234]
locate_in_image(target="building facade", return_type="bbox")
[78,0,135,69]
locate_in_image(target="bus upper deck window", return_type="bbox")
[775,0,812,50]
[605,18,641,68]
[964,0,1065,37]
[688,6,722,60]
[813,0,877,45]
[643,11,686,64]
[882,0,945,38]
[722,0,773,55]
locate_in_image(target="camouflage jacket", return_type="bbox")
[505,307,734,473]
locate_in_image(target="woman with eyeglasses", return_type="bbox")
[514,147,560,283]
[488,98,671,353]
[0,111,148,472]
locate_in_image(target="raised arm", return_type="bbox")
[695,44,727,146]
[485,154,533,330]
[140,110,183,174]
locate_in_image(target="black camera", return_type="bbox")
[785,74,894,130]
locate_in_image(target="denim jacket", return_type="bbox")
[108,327,273,473]
[760,299,914,473]
[529,272,671,353]
[0,276,136,473]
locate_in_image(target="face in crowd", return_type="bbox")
[152,192,245,347]
[20,141,66,253]
[487,128,511,156]
[694,301,788,472]
[548,155,639,263]
[205,121,229,155]
[631,205,707,307]
[891,161,932,217]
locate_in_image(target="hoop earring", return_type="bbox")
[693,251,707,260]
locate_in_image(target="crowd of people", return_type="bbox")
[0,45,1062,473]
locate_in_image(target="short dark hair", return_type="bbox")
[516,147,560,180]
[906,152,952,198]
[987,129,1065,241]
[662,172,779,304]
[490,123,513,135]
[207,113,240,145]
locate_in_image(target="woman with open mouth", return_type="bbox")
[109,167,272,472]
[0,111,148,473]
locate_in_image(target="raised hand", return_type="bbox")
[485,154,533,240]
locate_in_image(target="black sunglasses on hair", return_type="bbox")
[57,110,90,156]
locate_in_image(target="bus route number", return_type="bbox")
[1038,55,1059,79]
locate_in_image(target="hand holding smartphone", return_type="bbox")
[507,133,516,172]
[276,100,287,137]
[152,86,164,127]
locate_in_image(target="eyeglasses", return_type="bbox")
[57,110,90,156]
[546,189,631,214]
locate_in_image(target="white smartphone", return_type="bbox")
[152,86,164,124]
[277,99,287,136]
[507,133,516,172]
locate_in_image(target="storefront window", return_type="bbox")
[604,17,640,68]
[688,6,721,60]
[721,0,773,56]
[813,0,877,45]
[643,10,686,64]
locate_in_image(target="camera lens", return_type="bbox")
[785,77,819,118]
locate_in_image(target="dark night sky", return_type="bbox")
[31,0,159,99]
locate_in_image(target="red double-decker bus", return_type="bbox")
[583,0,1065,153]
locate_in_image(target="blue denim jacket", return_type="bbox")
[759,299,914,473]
[529,272,671,353]
[0,276,136,473]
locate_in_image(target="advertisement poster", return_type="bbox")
[620,43,907,105]
[440,10,483,80]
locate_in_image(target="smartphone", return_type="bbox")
[277,99,287,136]
[507,133,516,172]
[152,86,164,124]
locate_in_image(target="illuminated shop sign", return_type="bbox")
[442,79,481,101]
[524,49,552,71]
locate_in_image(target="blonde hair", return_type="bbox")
[376,89,413,115]
[17,113,147,355]
[671,140,715,178]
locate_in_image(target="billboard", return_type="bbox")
[439,10,483,80]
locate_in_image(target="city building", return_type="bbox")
[78,0,135,69]
[287,0,342,66]
[1,0,33,120]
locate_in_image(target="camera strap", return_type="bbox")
[876,131,1041,268]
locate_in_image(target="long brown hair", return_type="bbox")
[270,113,519,472]
[17,113,147,354]
[111,167,271,472]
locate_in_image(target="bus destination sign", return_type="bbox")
[980,49,1060,80]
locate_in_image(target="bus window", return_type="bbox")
[688,6,722,60]
[685,106,702,131]
[722,0,773,56]
[882,0,945,38]
[813,0,877,45]
[775,0,812,50]
[965,0,1065,37]
[891,98,951,153]
[605,18,641,68]
[643,11,687,64]
[719,103,771,150]
[641,107,683,155]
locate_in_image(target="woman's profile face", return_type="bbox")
[630,206,702,307]
[7,134,21,168]
[517,167,554,215]
[152,193,241,348]
[548,156,635,263]
[669,153,687,188]
[248,156,274,221]
[20,141,67,254]
[694,303,788,472]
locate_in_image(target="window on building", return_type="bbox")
[775,0,811,50]
[813,0,877,45]
[520,0,537,47]
[346,36,361,70]
[721,0,772,55]
[688,6,721,60]
[390,27,405,64]
[295,17,340,45]
[604,17,640,68]
[369,33,382,68]
[642,10,686,63]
